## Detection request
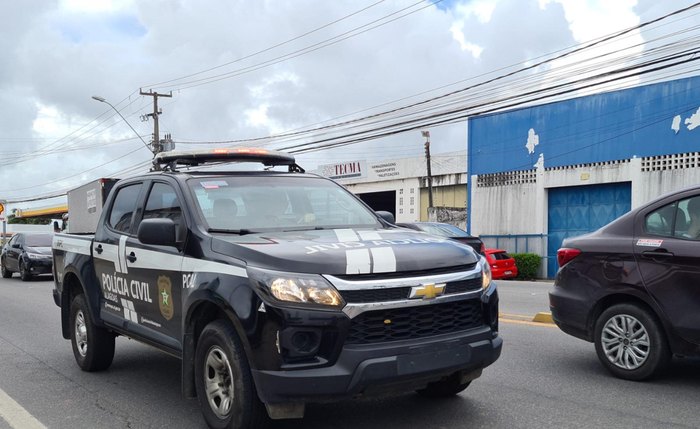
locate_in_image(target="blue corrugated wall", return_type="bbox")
[468,76,700,175]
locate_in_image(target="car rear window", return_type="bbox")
[491,251,511,260]
[25,234,53,247]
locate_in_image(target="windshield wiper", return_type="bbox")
[208,228,256,235]
[282,226,327,232]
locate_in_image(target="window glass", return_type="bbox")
[141,183,185,241]
[645,202,676,237]
[108,184,142,233]
[188,176,379,231]
[645,196,700,240]
[419,223,470,238]
[676,196,700,239]
[25,234,52,247]
[143,183,182,222]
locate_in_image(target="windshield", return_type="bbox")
[25,234,53,247]
[188,175,380,231]
[419,223,470,238]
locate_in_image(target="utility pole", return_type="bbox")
[422,131,434,208]
[139,89,172,156]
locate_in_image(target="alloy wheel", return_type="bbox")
[600,314,650,370]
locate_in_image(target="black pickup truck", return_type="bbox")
[52,148,502,429]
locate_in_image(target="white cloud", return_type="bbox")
[1,0,699,210]
[59,0,133,13]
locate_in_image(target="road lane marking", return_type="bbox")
[0,387,46,429]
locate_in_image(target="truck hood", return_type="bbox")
[211,228,479,275]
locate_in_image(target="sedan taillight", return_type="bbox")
[557,248,581,267]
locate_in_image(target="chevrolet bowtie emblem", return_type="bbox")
[409,283,446,300]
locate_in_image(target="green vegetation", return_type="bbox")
[6,214,51,225]
[511,253,542,280]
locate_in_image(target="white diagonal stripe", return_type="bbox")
[358,230,381,241]
[370,247,397,273]
[0,386,46,429]
[335,229,359,242]
[118,235,129,274]
[345,249,371,274]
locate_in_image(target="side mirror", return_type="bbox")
[375,211,395,224]
[138,218,177,247]
[12,243,20,249]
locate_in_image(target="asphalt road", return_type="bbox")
[0,275,698,428]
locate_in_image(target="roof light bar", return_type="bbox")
[154,148,304,172]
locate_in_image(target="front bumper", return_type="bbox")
[253,327,501,404]
[25,259,53,275]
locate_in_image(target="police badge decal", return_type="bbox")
[158,276,174,321]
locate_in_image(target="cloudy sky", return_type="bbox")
[0,0,697,210]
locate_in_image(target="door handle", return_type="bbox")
[95,244,103,254]
[127,252,137,263]
[642,250,674,258]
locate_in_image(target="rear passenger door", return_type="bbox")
[634,191,700,345]
[94,181,149,330]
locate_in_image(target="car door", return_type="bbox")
[5,234,21,271]
[126,180,187,348]
[633,191,700,344]
[93,181,151,332]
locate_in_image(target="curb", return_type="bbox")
[499,312,555,325]
[532,312,554,324]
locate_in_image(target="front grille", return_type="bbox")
[345,299,484,345]
[339,276,482,304]
[444,278,482,294]
[333,264,477,281]
[341,287,411,303]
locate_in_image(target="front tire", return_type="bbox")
[19,260,31,281]
[70,294,115,371]
[195,320,267,429]
[594,303,670,381]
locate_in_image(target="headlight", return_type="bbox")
[481,256,492,290]
[27,253,44,260]
[248,267,345,308]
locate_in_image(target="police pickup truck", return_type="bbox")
[52,148,501,429]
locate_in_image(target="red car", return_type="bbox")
[485,249,518,279]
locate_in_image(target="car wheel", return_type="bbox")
[594,303,670,381]
[1,259,11,278]
[19,260,32,281]
[70,294,115,371]
[195,320,268,429]
[416,373,471,398]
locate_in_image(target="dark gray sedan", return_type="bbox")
[550,186,700,380]
[1,232,53,281]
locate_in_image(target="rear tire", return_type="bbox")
[416,373,471,398]
[195,320,268,429]
[70,294,115,371]
[19,261,31,281]
[1,259,11,278]
[594,303,670,381]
